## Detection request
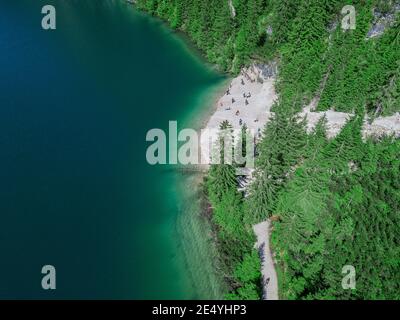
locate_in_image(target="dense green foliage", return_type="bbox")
[138,0,400,115]
[272,119,400,299]
[137,0,400,299]
[206,123,262,299]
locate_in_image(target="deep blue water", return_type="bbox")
[0,0,224,299]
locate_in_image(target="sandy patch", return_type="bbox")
[253,220,279,300]
[200,65,277,164]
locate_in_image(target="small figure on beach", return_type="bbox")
[254,118,259,122]
[239,119,243,126]
[245,99,249,105]
[226,89,230,95]
[243,93,246,98]
[241,79,245,85]
[225,107,231,111]
[235,110,240,116]
[232,98,235,104]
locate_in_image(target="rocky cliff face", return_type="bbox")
[367,2,400,38]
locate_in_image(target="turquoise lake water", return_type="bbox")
[0,0,226,299]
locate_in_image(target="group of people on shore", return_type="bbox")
[221,78,255,126]
[241,69,256,84]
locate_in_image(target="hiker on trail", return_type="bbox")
[236,110,240,116]
[241,79,245,85]
[245,99,249,105]
[232,98,235,104]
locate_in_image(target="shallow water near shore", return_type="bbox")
[0,0,226,298]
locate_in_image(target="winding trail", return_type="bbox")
[228,0,236,18]
[253,220,279,300]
